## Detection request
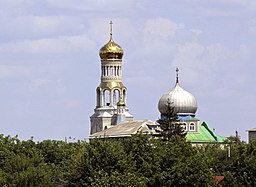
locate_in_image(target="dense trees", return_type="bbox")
[0,134,255,186]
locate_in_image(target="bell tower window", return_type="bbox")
[113,89,120,105]
[104,90,110,106]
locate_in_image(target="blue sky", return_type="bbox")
[0,0,255,141]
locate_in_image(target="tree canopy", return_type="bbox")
[157,99,186,140]
[0,134,255,186]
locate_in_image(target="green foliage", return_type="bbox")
[148,137,213,187]
[157,99,186,140]
[0,134,256,186]
[91,171,148,187]
[0,135,58,186]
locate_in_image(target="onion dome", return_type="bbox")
[158,68,197,116]
[99,21,123,60]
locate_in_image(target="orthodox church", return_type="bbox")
[158,68,225,144]
[90,22,225,144]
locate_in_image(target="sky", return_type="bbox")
[0,0,256,141]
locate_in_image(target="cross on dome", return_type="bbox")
[99,21,123,60]
[110,20,113,36]
[176,67,179,84]
[158,68,198,117]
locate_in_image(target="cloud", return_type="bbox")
[0,34,97,54]
[0,15,87,41]
[27,77,68,99]
[55,79,67,96]
[220,0,256,10]
[181,0,256,16]
[171,42,251,90]
[0,0,35,14]
[248,19,256,35]
[189,29,202,36]
[44,0,138,11]
[123,18,208,90]
[29,78,50,93]
[197,7,237,17]
[0,65,30,79]
[172,42,224,71]
[143,18,184,39]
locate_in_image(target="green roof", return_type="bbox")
[186,122,226,143]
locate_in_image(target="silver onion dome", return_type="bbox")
[158,68,197,116]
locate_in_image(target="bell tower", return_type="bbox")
[90,21,133,135]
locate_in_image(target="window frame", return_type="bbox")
[189,123,196,131]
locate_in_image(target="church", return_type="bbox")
[89,22,225,145]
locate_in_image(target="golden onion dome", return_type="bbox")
[99,35,123,60]
[99,21,123,60]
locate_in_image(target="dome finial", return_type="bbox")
[176,67,179,84]
[158,67,198,117]
[99,21,123,60]
[109,20,113,38]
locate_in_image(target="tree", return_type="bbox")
[91,171,148,187]
[148,136,214,187]
[157,99,186,141]
[5,133,256,186]
[0,135,58,186]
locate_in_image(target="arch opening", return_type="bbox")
[104,90,111,106]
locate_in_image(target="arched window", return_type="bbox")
[107,66,110,76]
[104,90,110,106]
[117,66,120,76]
[110,66,113,76]
[189,123,195,131]
[123,89,126,102]
[96,89,100,107]
[113,89,120,105]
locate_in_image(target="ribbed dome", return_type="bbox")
[158,82,197,116]
[99,35,123,60]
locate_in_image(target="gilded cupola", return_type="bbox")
[99,21,124,60]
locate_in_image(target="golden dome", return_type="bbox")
[99,21,123,60]
[99,35,123,60]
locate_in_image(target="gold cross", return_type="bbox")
[110,21,113,36]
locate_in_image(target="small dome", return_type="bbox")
[99,35,123,60]
[158,83,197,116]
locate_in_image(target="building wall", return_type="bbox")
[248,131,256,142]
